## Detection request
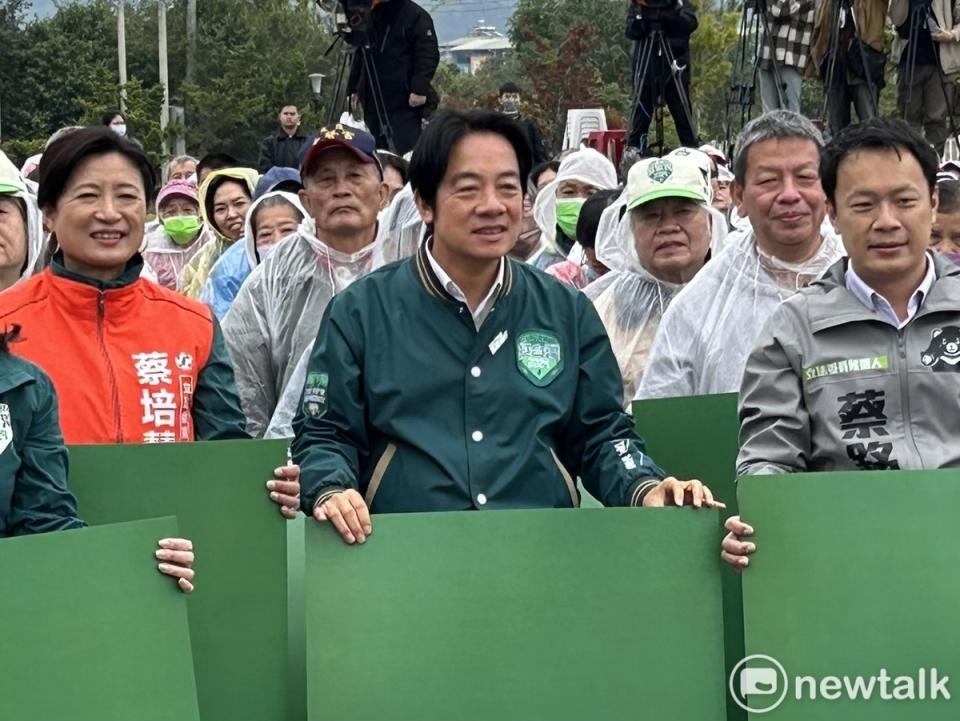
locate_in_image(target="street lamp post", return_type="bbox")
[308,73,325,125]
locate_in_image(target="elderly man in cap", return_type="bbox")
[223,124,407,437]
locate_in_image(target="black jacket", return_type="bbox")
[257,128,308,172]
[347,0,440,111]
[625,0,698,68]
[517,116,549,165]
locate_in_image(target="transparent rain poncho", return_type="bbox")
[0,151,44,285]
[200,191,307,320]
[221,214,414,437]
[533,148,619,255]
[585,187,728,404]
[634,228,845,400]
[142,223,216,292]
[379,183,426,260]
[181,167,259,299]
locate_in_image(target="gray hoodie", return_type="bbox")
[738,254,960,475]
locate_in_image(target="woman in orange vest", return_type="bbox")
[0,127,299,517]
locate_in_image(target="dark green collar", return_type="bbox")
[50,251,145,291]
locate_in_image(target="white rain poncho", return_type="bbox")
[634,228,845,400]
[264,338,315,439]
[141,223,216,292]
[222,214,414,437]
[584,186,728,404]
[533,148,618,255]
[379,183,426,258]
[0,151,44,286]
[200,191,307,320]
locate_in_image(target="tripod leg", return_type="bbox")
[628,38,657,150]
[361,47,397,152]
[659,33,698,147]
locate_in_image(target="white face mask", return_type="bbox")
[256,244,277,262]
[111,123,127,137]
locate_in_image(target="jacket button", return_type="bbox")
[470,366,481,378]
[477,493,487,505]
[471,430,483,442]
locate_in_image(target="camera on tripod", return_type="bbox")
[319,0,384,47]
[626,0,681,39]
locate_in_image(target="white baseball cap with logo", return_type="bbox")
[626,152,712,211]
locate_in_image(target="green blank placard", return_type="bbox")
[306,508,727,721]
[0,517,199,721]
[739,471,960,720]
[68,439,293,721]
[634,392,744,721]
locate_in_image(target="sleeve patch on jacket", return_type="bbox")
[516,330,563,387]
[303,372,329,418]
[0,404,11,454]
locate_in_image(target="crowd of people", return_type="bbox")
[2,86,960,589]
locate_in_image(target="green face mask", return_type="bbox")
[555,198,585,240]
[163,215,202,246]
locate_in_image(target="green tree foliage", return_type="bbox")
[0,0,334,167]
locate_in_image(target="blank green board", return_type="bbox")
[740,471,960,720]
[305,507,727,721]
[68,439,295,721]
[634,392,744,721]
[0,516,200,721]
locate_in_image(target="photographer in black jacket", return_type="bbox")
[625,0,699,152]
[347,0,440,155]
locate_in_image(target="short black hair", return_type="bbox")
[821,117,939,203]
[499,82,522,96]
[529,160,560,190]
[376,150,409,184]
[576,188,620,250]
[938,177,960,215]
[409,109,532,209]
[38,126,157,209]
[100,110,123,126]
[197,152,239,179]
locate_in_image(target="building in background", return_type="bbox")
[440,22,513,75]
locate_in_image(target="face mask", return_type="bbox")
[111,123,127,137]
[556,198,586,240]
[500,100,520,117]
[256,244,277,262]
[163,215,202,246]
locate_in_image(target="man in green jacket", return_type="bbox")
[724,117,960,569]
[292,110,723,545]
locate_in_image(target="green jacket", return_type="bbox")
[293,243,665,513]
[0,352,83,537]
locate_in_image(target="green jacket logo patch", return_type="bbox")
[516,330,563,386]
[302,372,329,418]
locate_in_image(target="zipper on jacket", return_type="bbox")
[97,292,124,443]
[898,330,922,466]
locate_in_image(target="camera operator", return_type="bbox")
[346,0,440,155]
[809,0,887,137]
[890,0,960,154]
[758,0,816,113]
[625,0,700,151]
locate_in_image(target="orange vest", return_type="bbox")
[0,267,215,445]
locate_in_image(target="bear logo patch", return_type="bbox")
[921,327,960,371]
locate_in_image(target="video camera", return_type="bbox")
[317,0,385,46]
[626,0,682,39]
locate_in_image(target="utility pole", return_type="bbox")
[185,0,197,84]
[117,0,128,112]
[159,0,170,157]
